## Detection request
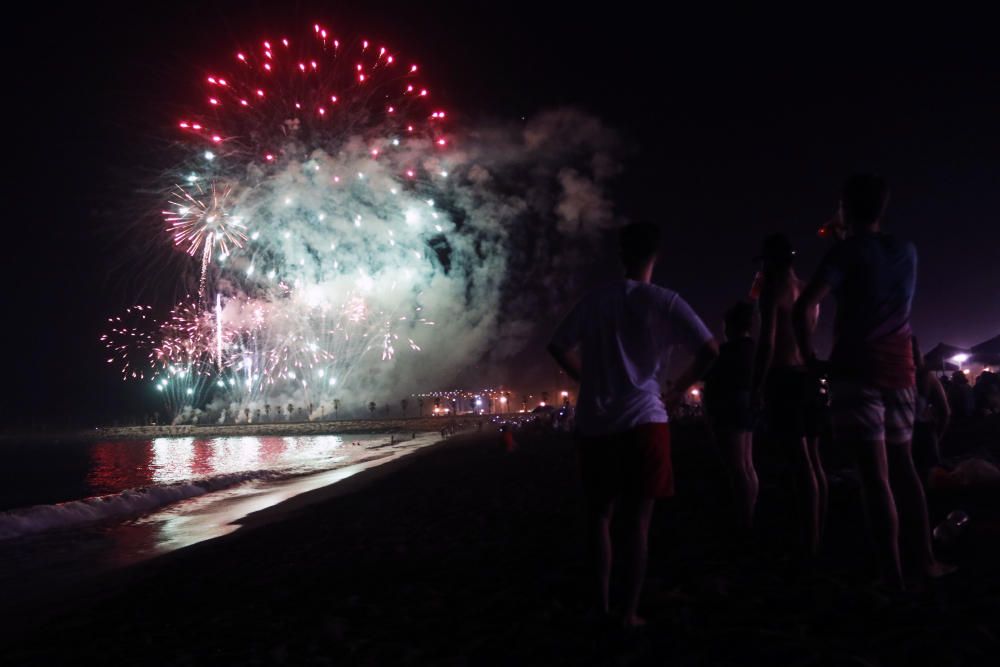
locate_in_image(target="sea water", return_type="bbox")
[0,432,440,601]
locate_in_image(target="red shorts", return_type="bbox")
[578,423,673,510]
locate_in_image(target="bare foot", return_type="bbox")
[622,614,647,629]
[926,561,958,579]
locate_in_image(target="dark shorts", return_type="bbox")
[705,390,754,432]
[765,367,827,440]
[577,423,673,511]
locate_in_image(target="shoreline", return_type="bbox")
[0,431,483,637]
[3,423,999,663]
[0,414,493,443]
[234,432,478,531]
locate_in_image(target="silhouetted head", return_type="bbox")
[756,232,795,274]
[619,222,661,276]
[952,370,969,385]
[723,301,754,341]
[840,174,889,231]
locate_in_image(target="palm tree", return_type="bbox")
[418,397,424,417]
[265,404,271,421]
[254,408,261,422]
[368,401,376,415]
[308,403,314,420]
[401,398,409,417]
[287,403,294,421]
[244,407,250,422]
[333,399,340,419]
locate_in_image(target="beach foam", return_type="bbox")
[0,469,287,540]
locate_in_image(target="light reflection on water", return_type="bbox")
[113,433,440,562]
[86,435,360,498]
[152,437,196,482]
[0,432,441,610]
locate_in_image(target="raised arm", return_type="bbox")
[751,290,777,398]
[793,277,832,365]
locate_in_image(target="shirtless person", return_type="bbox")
[751,233,828,557]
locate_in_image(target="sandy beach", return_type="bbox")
[2,419,998,665]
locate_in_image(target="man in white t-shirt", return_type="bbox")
[548,222,718,627]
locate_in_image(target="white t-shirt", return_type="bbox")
[550,280,713,436]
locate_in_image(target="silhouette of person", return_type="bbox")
[751,233,827,557]
[548,222,718,627]
[703,301,758,533]
[794,174,952,590]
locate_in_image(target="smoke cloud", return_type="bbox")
[156,109,620,421]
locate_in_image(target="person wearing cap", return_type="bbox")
[793,174,952,590]
[751,232,828,558]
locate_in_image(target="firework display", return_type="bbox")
[104,23,620,423]
[105,24,474,422]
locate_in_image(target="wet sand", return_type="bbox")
[2,419,998,665]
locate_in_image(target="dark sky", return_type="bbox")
[5,1,999,424]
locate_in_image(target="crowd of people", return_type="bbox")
[943,367,1000,419]
[548,174,967,628]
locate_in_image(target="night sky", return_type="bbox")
[5,1,998,425]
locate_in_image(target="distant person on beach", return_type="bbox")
[548,221,719,627]
[703,301,758,533]
[793,174,951,590]
[911,337,950,483]
[751,233,827,557]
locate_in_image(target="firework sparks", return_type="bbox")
[105,24,451,421]
[105,23,614,423]
[175,24,446,175]
[163,180,246,298]
[101,305,159,380]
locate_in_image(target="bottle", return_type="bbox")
[932,510,970,545]
[818,211,846,241]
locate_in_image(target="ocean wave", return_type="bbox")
[0,469,288,540]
